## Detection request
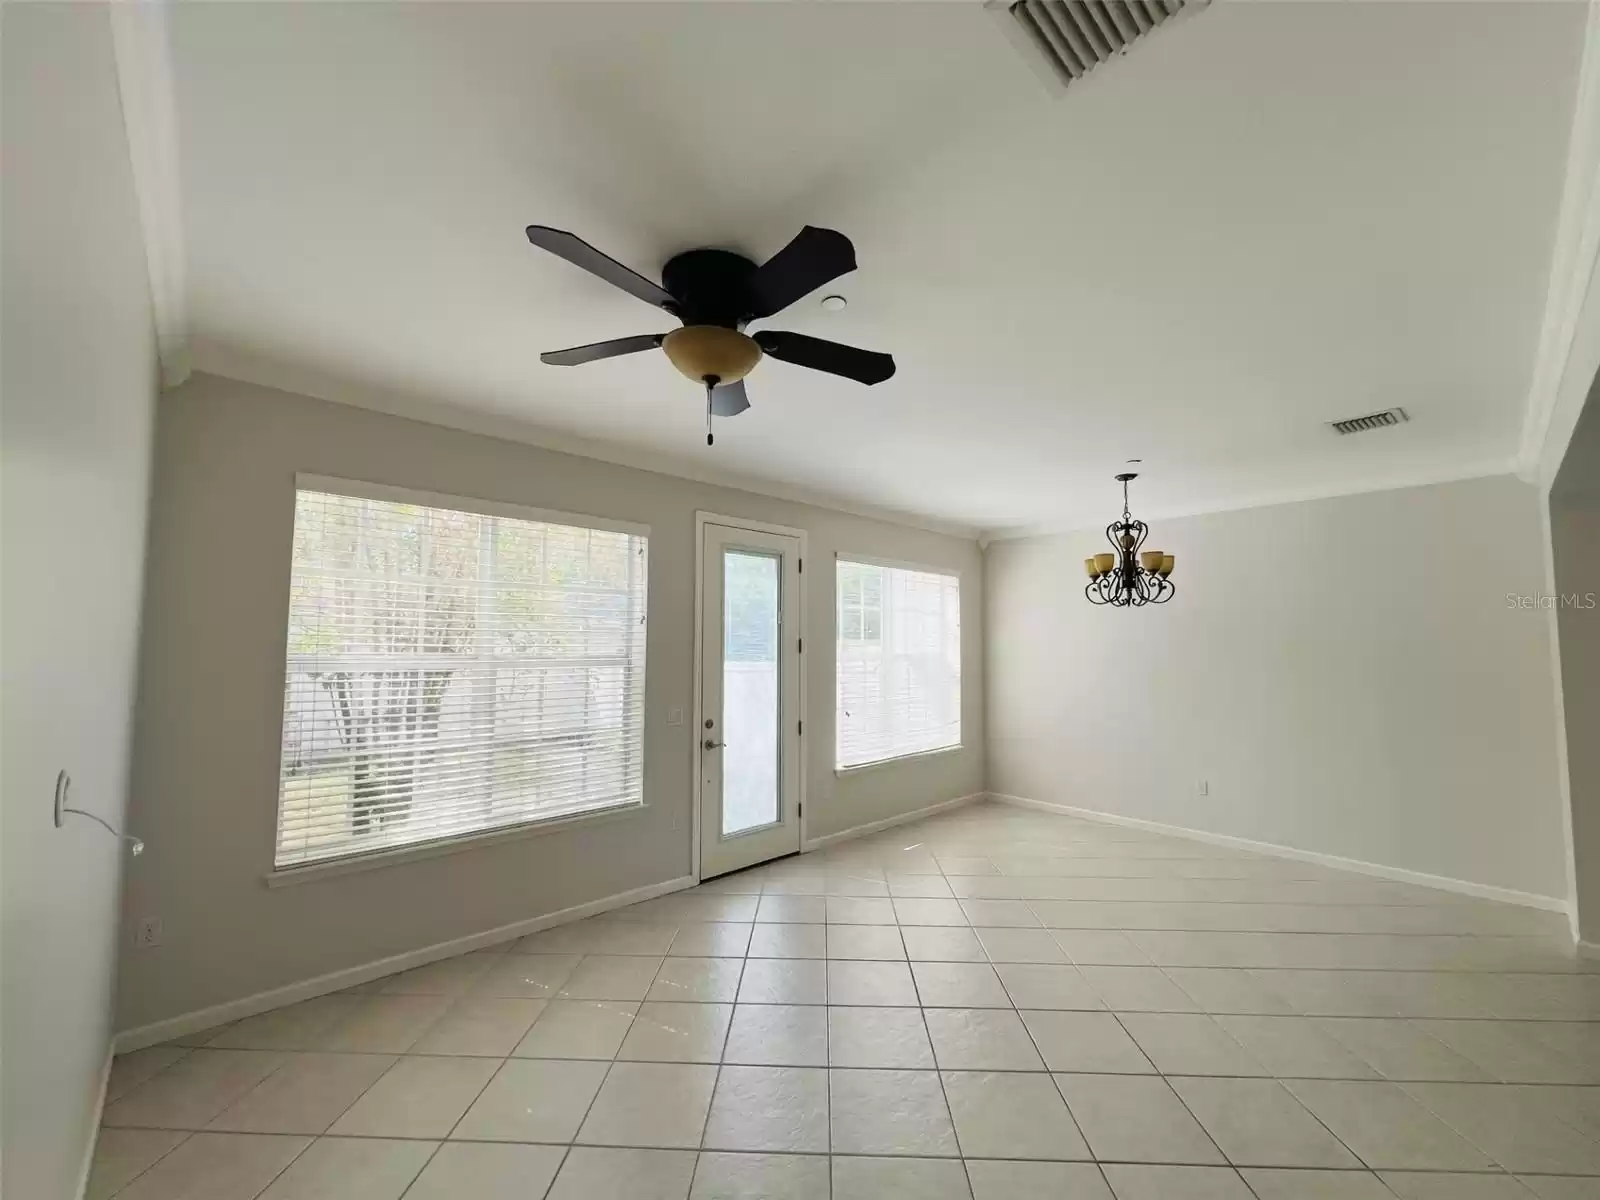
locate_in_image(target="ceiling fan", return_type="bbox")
[525,224,896,444]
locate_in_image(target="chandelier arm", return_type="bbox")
[1129,519,1148,557]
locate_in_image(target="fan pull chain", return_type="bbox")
[704,376,717,446]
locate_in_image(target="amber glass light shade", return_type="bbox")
[1084,557,1101,578]
[1094,553,1116,574]
[1159,554,1175,577]
[1140,550,1164,572]
[662,326,763,384]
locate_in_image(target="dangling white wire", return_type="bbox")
[54,770,143,855]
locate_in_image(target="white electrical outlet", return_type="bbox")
[135,916,164,948]
[667,707,684,727]
[1197,780,1210,797]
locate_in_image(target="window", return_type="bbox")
[835,558,960,769]
[275,480,647,869]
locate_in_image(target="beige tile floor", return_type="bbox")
[90,801,1600,1198]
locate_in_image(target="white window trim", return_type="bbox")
[832,551,963,580]
[834,743,965,778]
[295,474,650,540]
[271,475,651,878]
[833,551,963,773]
[266,797,647,887]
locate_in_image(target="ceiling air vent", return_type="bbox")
[1328,407,1410,436]
[995,0,1210,92]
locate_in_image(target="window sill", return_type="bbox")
[835,744,964,778]
[265,800,647,888]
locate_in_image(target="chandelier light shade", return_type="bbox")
[1084,472,1176,607]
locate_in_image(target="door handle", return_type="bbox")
[703,739,724,751]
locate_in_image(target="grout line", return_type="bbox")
[242,1132,317,1200]
[392,1135,448,1200]
[692,955,746,1157]
[1385,1077,1522,1176]
[95,1066,1600,1105]
[517,947,1600,979]
[432,1052,515,1153]
[1237,1164,1271,1200]
[86,1138,1600,1168]
[909,951,972,1174]
[564,1057,619,1160]
[99,1129,193,1200]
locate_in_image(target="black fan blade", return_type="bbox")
[710,379,751,417]
[540,333,663,367]
[749,226,857,319]
[526,226,675,310]
[753,330,895,385]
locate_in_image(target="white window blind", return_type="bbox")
[276,484,647,869]
[836,559,961,769]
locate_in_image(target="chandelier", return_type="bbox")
[1084,472,1176,607]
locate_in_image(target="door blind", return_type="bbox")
[276,485,647,869]
[836,559,961,769]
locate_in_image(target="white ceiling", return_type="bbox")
[164,1,1584,536]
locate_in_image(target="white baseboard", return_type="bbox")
[74,1044,114,1200]
[113,874,697,1054]
[802,791,984,852]
[990,792,1571,914]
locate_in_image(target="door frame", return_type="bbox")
[692,510,809,882]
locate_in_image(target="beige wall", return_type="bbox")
[1553,505,1600,932]
[1,5,159,1194]
[117,374,983,1031]
[1552,369,1600,937]
[985,475,1568,900]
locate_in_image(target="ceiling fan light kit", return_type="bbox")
[525,224,895,445]
[661,326,762,385]
[1084,472,1176,607]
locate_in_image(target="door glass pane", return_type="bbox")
[722,550,780,836]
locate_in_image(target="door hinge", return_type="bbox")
[798,557,803,574]
[798,637,803,653]
[799,802,804,817]
[798,720,803,736]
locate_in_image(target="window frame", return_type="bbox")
[833,552,963,775]
[269,474,650,884]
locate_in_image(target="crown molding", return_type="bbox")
[193,346,1520,548]
[980,457,1518,543]
[109,0,189,388]
[1517,1,1600,486]
[185,351,984,541]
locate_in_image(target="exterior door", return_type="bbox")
[698,518,803,879]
